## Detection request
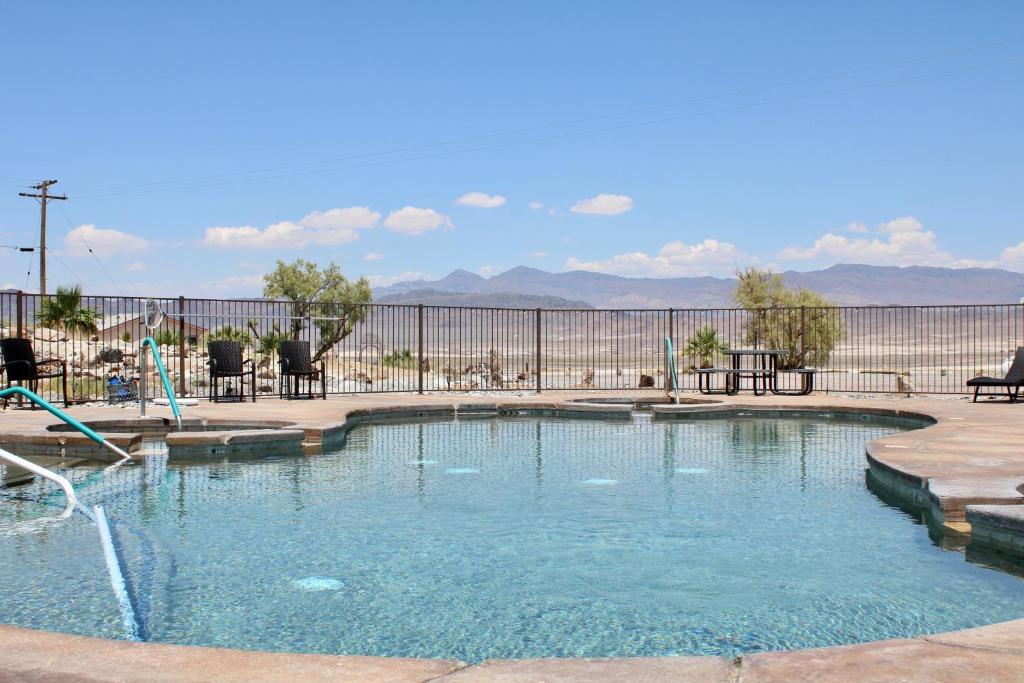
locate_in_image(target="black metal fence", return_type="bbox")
[1,290,1021,403]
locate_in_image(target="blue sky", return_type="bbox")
[1,1,1022,296]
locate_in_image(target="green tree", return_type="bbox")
[381,349,417,369]
[208,325,253,346]
[683,326,729,369]
[248,321,287,356]
[36,285,101,336]
[733,268,843,369]
[263,259,372,362]
[153,329,180,347]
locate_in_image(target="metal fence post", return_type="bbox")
[178,296,187,397]
[16,290,23,339]
[535,307,542,394]
[800,306,807,365]
[666,307,673,394]
[15,291,24,406]
[417,304,424,395]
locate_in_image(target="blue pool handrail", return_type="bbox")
[665,336,680,405]
[0,386,130,462]
[139,336,183,431]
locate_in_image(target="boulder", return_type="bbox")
[95,348,125,365]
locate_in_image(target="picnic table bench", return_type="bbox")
[696,349,816,396]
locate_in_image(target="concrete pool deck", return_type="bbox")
[1,390,1024,681]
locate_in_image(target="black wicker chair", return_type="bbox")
[0,337,69,408]
[206,341,256,402]
[279,340,326,400]
[967,346,1024,403]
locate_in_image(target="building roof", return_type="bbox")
[99,314,207,333]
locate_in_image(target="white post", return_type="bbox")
[138,344,148,418]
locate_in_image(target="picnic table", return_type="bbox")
[696,349,815,396]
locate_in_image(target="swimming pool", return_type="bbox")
[2,413,1024,662]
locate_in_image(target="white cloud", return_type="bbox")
[570,193,633,216]
[65,224,152,257]
[566,239,743,277]
[455,192,507,208]
[202,275,265,293]
[528,201,543,211]
[778,216,954,267]
[382,207,453,235]
[877,216,924,234]
[1,282,15,290]
[364,252,384,261]
[1000,242,1024,268]
[204,206,380,249]
[477,265,502,277]
[846,222,869,233]
[367,271,431,287]
[125,262,146,272]
[297,207,381,244]
[529,250,548,258]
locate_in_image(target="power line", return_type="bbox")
[69,54,1024,200]
[43,247,90,294]
[69,36,1023,198]
[54,203,127,296]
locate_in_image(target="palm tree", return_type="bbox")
[684,326,728,369]
[208,325,253,346]
[36,285,100,336]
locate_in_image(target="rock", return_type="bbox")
[33,327,62,343]
[95,348,125,365]
[257,384,274,393]
[257,369,276,380]
[639,374,655,388]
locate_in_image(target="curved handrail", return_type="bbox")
[0,387,130,462]
[0,446,77,517]
[665,336,680,405]
[139,337,183,431]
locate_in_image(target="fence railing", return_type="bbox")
[1,290,1021,403]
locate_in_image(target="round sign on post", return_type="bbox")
[144,298,164,331]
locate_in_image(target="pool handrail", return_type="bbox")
[665,336,680,404]
[0,386,130,462]
[138,336,183,431]
[0,446,78,517]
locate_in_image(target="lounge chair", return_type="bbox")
[967,347,1024,402]
[206,341,257,402]
[0,337,69,408]
[278,340,326,400]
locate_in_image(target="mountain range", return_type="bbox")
[375,264,1024,308]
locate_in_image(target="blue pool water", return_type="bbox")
[2,414,1024,661]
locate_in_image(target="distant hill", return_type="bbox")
[375,264,1024,308]
[376,288,592,309]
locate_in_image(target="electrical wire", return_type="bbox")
[70,54,1024,199]
[43,247,90,293]
[69,36,1023,198]
[54,204,128,297]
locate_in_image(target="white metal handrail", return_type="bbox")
[0,447,77,517]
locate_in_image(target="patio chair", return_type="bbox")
[967,347,1024,403]
[206,341,257,403]
[0,337,69,408]
[278,340,326,400]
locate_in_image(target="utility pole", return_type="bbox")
[19,179,67,299]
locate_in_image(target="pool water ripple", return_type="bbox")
[2,415,1024,662]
